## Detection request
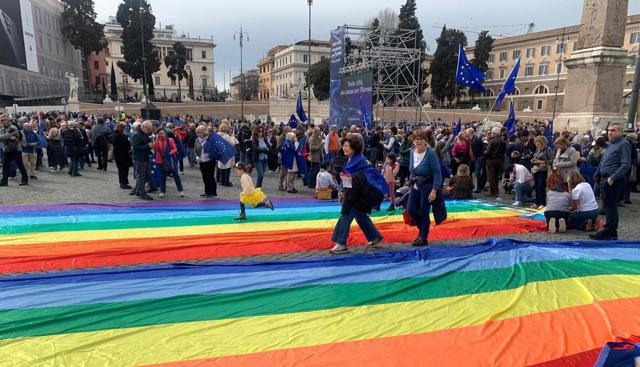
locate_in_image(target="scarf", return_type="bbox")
[343,153,388,195]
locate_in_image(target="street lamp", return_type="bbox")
[307,0,312,124]
[234,27,249,121]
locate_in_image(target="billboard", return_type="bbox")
[0,0,38,72]
[329,26,373,128]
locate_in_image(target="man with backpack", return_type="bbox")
[0,114,29,186]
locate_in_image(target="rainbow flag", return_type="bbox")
[7,199,635,366]
[0,199,544,273]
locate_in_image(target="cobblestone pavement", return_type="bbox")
[1,162,638,264]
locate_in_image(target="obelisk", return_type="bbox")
[556,0,631,133]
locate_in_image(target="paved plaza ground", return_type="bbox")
[2,163,638,263]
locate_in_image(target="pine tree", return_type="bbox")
[164,42,188,102]
[115,0,160,98]
[188,70,194,99]
[472,31,494,73]
[429,26,467,105]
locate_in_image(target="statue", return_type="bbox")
[471,104,482,111]
[64,72,79,103]
[308,84,317,101]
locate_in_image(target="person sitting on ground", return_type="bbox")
[315,161,338,200]
[507,162,535,206]
[567,171,600,231]
[544,173,571,234]
[448,163,474,199]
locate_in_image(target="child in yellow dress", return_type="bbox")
[234,162,274,220]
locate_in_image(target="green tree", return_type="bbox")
[308,57,330,100]
[110,64,118,100]
[116,0,160,99]
[60,0,106,94]
[429,26,467,105]
[472,31,494,73]
[164,42,188,102]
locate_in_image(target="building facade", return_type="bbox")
[229,69,258,100]
[87,50,107,91]
[257,45,287,101]
[461,14,640,115]
[103,17,215,101]
[0,0,83,106]
[271,40,330,99]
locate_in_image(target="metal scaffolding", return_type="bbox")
[338,25,425,120]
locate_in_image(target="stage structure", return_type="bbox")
[329,24,427,127]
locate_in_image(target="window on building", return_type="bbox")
[202,50,207,59]
[631,56,637,68]
[171,79,176,86]
[155,76,160,85]
[537,99,544,110]
[526,48,535,58]
[499,52,507,61]
[95,76,101,86]
[94,60,99,70]
[186,65,190,71]
[556,62,563,74]
[289,55,292,63]
[48,38,52,52]
[321,56,326,61]
[56,42,60,55]
[541,45,550,56]
[556,42,565,54]
[486,70,493,80]
[524,66,534,76]
[488,54,495,63]
[512,50,521,60]
[499,69,506,79]
[539,64,548,75]
[186,49,193,61]
[38,34,43,48]
[534,85,549,94]
[120,45,124,54]
[202,78,207,89]
[303,54,308,63]
[631,32,640,44]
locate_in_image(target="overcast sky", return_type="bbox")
[93,0,640,90]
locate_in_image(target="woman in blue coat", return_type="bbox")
[407,129,443,247]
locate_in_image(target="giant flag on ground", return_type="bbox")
[495,58,521,109]
[456,44,486,93]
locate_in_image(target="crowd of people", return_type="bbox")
[0,110,638,249]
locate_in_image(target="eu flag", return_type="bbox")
[452,118,462,138]
[204,133,236,164]
[359,97,371,132]
[171,117,184,126]
[503,101,517,138]
[543,120,554,148]
[495,58,520,109]
[456,44,486,93]
[296,93,308,122]
[288,114,298,129]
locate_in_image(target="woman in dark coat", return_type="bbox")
[112,122,133,189]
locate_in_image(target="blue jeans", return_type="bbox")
[68,156,80,176]
[331,207,381,246]
[255,159,267,187]
[368,147,379,165]
[514,182,534,203]
[602,178,625,235]
[568,209,598,230]
[308,161,320,188]
[471,158,486,191]
[157,164,184,193]
[533,171,548,206]
[407,187,432,239]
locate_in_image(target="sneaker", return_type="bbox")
[19,182,28,186]
[264,200,275,210]
[495,197,502,201]
[200,193,209,197]
[159,193,165,198]
[548,219,557,234]
[179,191,185,197]
[30,176,37,180]
[558,218,567,233]
[287,189,298,194]
[512,201,522,207]
[120,184,132,190]
[329,244,349,254]
[48,168,56,173]
[367,236,384,247]
[234,213,247,221]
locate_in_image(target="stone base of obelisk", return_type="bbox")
[554,112,627,134]
[557,46,631,134]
